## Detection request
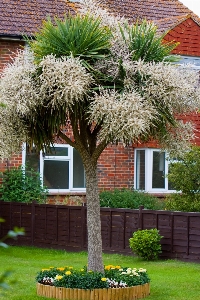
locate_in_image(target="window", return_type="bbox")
[134,148,175,193]
[22,144,86,193]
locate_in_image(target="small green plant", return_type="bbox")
[100,188,164,210]
[129,229,163,260]
[0,165,48,203]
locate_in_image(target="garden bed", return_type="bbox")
[36,282,150,299]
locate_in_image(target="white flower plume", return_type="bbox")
[159,120,196,157]
[0,49,40,115]
[89,89,156,142]
[0,104,26,159]
[125,60,200,114]
[39,55,93,109]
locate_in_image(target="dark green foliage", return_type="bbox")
[28,14,112,66]
[129,229,163,260]
[0,166,48,203]
[121,20,179,63]
[165,194,200,212]
[99,188,164,210]
[166,146,200,212]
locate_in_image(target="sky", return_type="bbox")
[180,0,200,17]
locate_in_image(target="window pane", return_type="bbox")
[136,150,145,190]
[25,145,40,172]
[152,152,165,189]
[46,147,68,156]
[43,160,69,189]
[73,148,85,188]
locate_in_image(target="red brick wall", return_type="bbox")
[0,39,25,72]
[98,144,134,190]
[164,18,200,56]
[0,154,23,173]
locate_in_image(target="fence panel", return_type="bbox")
[1,201,200,261]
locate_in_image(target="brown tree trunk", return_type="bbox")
[84,161,104,273]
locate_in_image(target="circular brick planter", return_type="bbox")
[36,282,150,300]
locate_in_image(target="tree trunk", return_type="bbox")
[84,161,104,273]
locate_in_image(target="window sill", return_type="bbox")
[48,191,86,196]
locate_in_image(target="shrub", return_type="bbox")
[165,193,200,212]
[36,265,150,289]
[129,228,163,260]
[100,188,164,210]
[166,146,200,212]
[0,165,48,203]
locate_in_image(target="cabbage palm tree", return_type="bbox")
[1,4,199,273]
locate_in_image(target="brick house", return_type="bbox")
[0,0,200,202]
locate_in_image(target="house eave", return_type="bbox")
[0,34,28,41]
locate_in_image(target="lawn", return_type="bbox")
[0,246,200,300]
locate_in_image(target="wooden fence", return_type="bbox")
[0,201,200,262]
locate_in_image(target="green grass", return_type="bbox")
[0,246,200,299]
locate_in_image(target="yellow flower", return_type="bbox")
[80,269,84,272]
[104,265,114,270]
[55,275,63,280]
[101,277,107,282]
[115,265,121,269]
[49,267,54,269]
[41,269,50,272]
[57,267,65,271]
[65,271,72,275]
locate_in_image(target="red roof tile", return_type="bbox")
[99,0,200,32]
[0,0,77,37]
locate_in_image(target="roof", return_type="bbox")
[98,0,200,33]
[0,0,77,38]
[1,0,200,38]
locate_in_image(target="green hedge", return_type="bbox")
[99,188,164,210]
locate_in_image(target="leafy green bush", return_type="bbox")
[0,166,48,203]
[165,194,200,212]
[100,188,164,210]
[36,264,150,289]
[129,229,163,260]
[166,146,200,212]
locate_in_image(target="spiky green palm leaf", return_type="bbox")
[28,14,112,65]
[120,20,179,63]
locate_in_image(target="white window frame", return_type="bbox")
[22,143,86,194]
[134,148,176,193]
